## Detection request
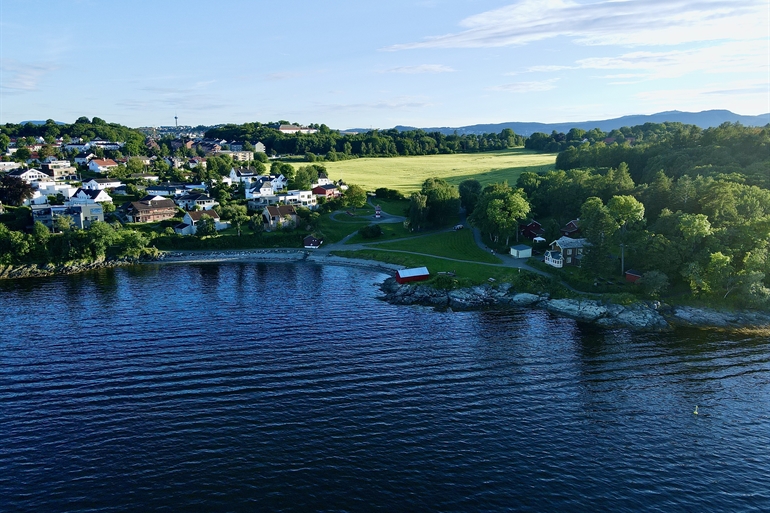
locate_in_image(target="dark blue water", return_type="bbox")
[1,262,769,512]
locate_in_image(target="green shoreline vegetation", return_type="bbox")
[1,118,768,314]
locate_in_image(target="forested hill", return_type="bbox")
[1,117,146,154]
[394,110,770,136]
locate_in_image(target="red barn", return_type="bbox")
[395,267,430,284]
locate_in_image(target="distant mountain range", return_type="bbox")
[347,110,769,136]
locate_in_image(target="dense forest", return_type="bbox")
[513,122,770,306]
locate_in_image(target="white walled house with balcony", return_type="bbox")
[544,236,588,268]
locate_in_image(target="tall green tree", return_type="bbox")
[458,179,482,215]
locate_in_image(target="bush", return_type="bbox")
[375,187,404,200]
[359,224,383,239]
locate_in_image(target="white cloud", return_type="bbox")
[387,0,767,50]
[381,64,456,74]
[0,59,57,92]
[576,40,768,80]
[489,78,559,93]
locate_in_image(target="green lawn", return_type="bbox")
[344,222,416,245]
[309,148,557,193]
[370,197,410,216]
[370,229,501,263]
[316,213,369,243]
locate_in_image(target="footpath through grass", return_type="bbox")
[317,149,557,193]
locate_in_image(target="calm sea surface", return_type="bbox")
[1,262,769,512]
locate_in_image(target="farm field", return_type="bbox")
[300,148,557,193]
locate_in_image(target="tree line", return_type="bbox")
[204,124,525,159]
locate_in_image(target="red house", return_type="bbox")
[560,219,580,237]
[395,267,430,284]
[520,219,544,240]
[312,184,340,198]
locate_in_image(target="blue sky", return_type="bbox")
[1,0,767,129]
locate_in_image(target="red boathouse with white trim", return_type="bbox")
[395,267,430,284]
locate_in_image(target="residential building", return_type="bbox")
[82,178,123,190]
[312,184,340,199]
[544,236,588,268]
[68,188,113,205]
[146,183,187,197]
[74,151,96,165]
[126,197,178,223]
[40,160,77,181]
[262,205,297,231]
[174,210,229,235]
[31,203,104,230]
[88,158,119,174]
[175,192,218,211]
[7,168,50,183]
[560,219,581,237]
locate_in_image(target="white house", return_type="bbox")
[175,192,218,211]
[87,158,119,174]
[229,167,260,184]
[68,188,113,205]
[74,151,96,165]
[174,210,229,235]
[7,168,50,183]
[311,172,333,188]
[82,178,123,190]
[244,177,275,199]
[34,181,78,200]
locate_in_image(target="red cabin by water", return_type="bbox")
[395,267,430,284]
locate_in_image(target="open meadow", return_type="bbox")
[299,148,557,193]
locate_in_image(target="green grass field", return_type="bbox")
[300,148,557,193]
[370,229,501,263]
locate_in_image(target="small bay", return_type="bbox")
[1,262,768,511]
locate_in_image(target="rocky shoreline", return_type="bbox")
[3,251,767,332]
[379,278,770,332]
[0,259,135,280]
